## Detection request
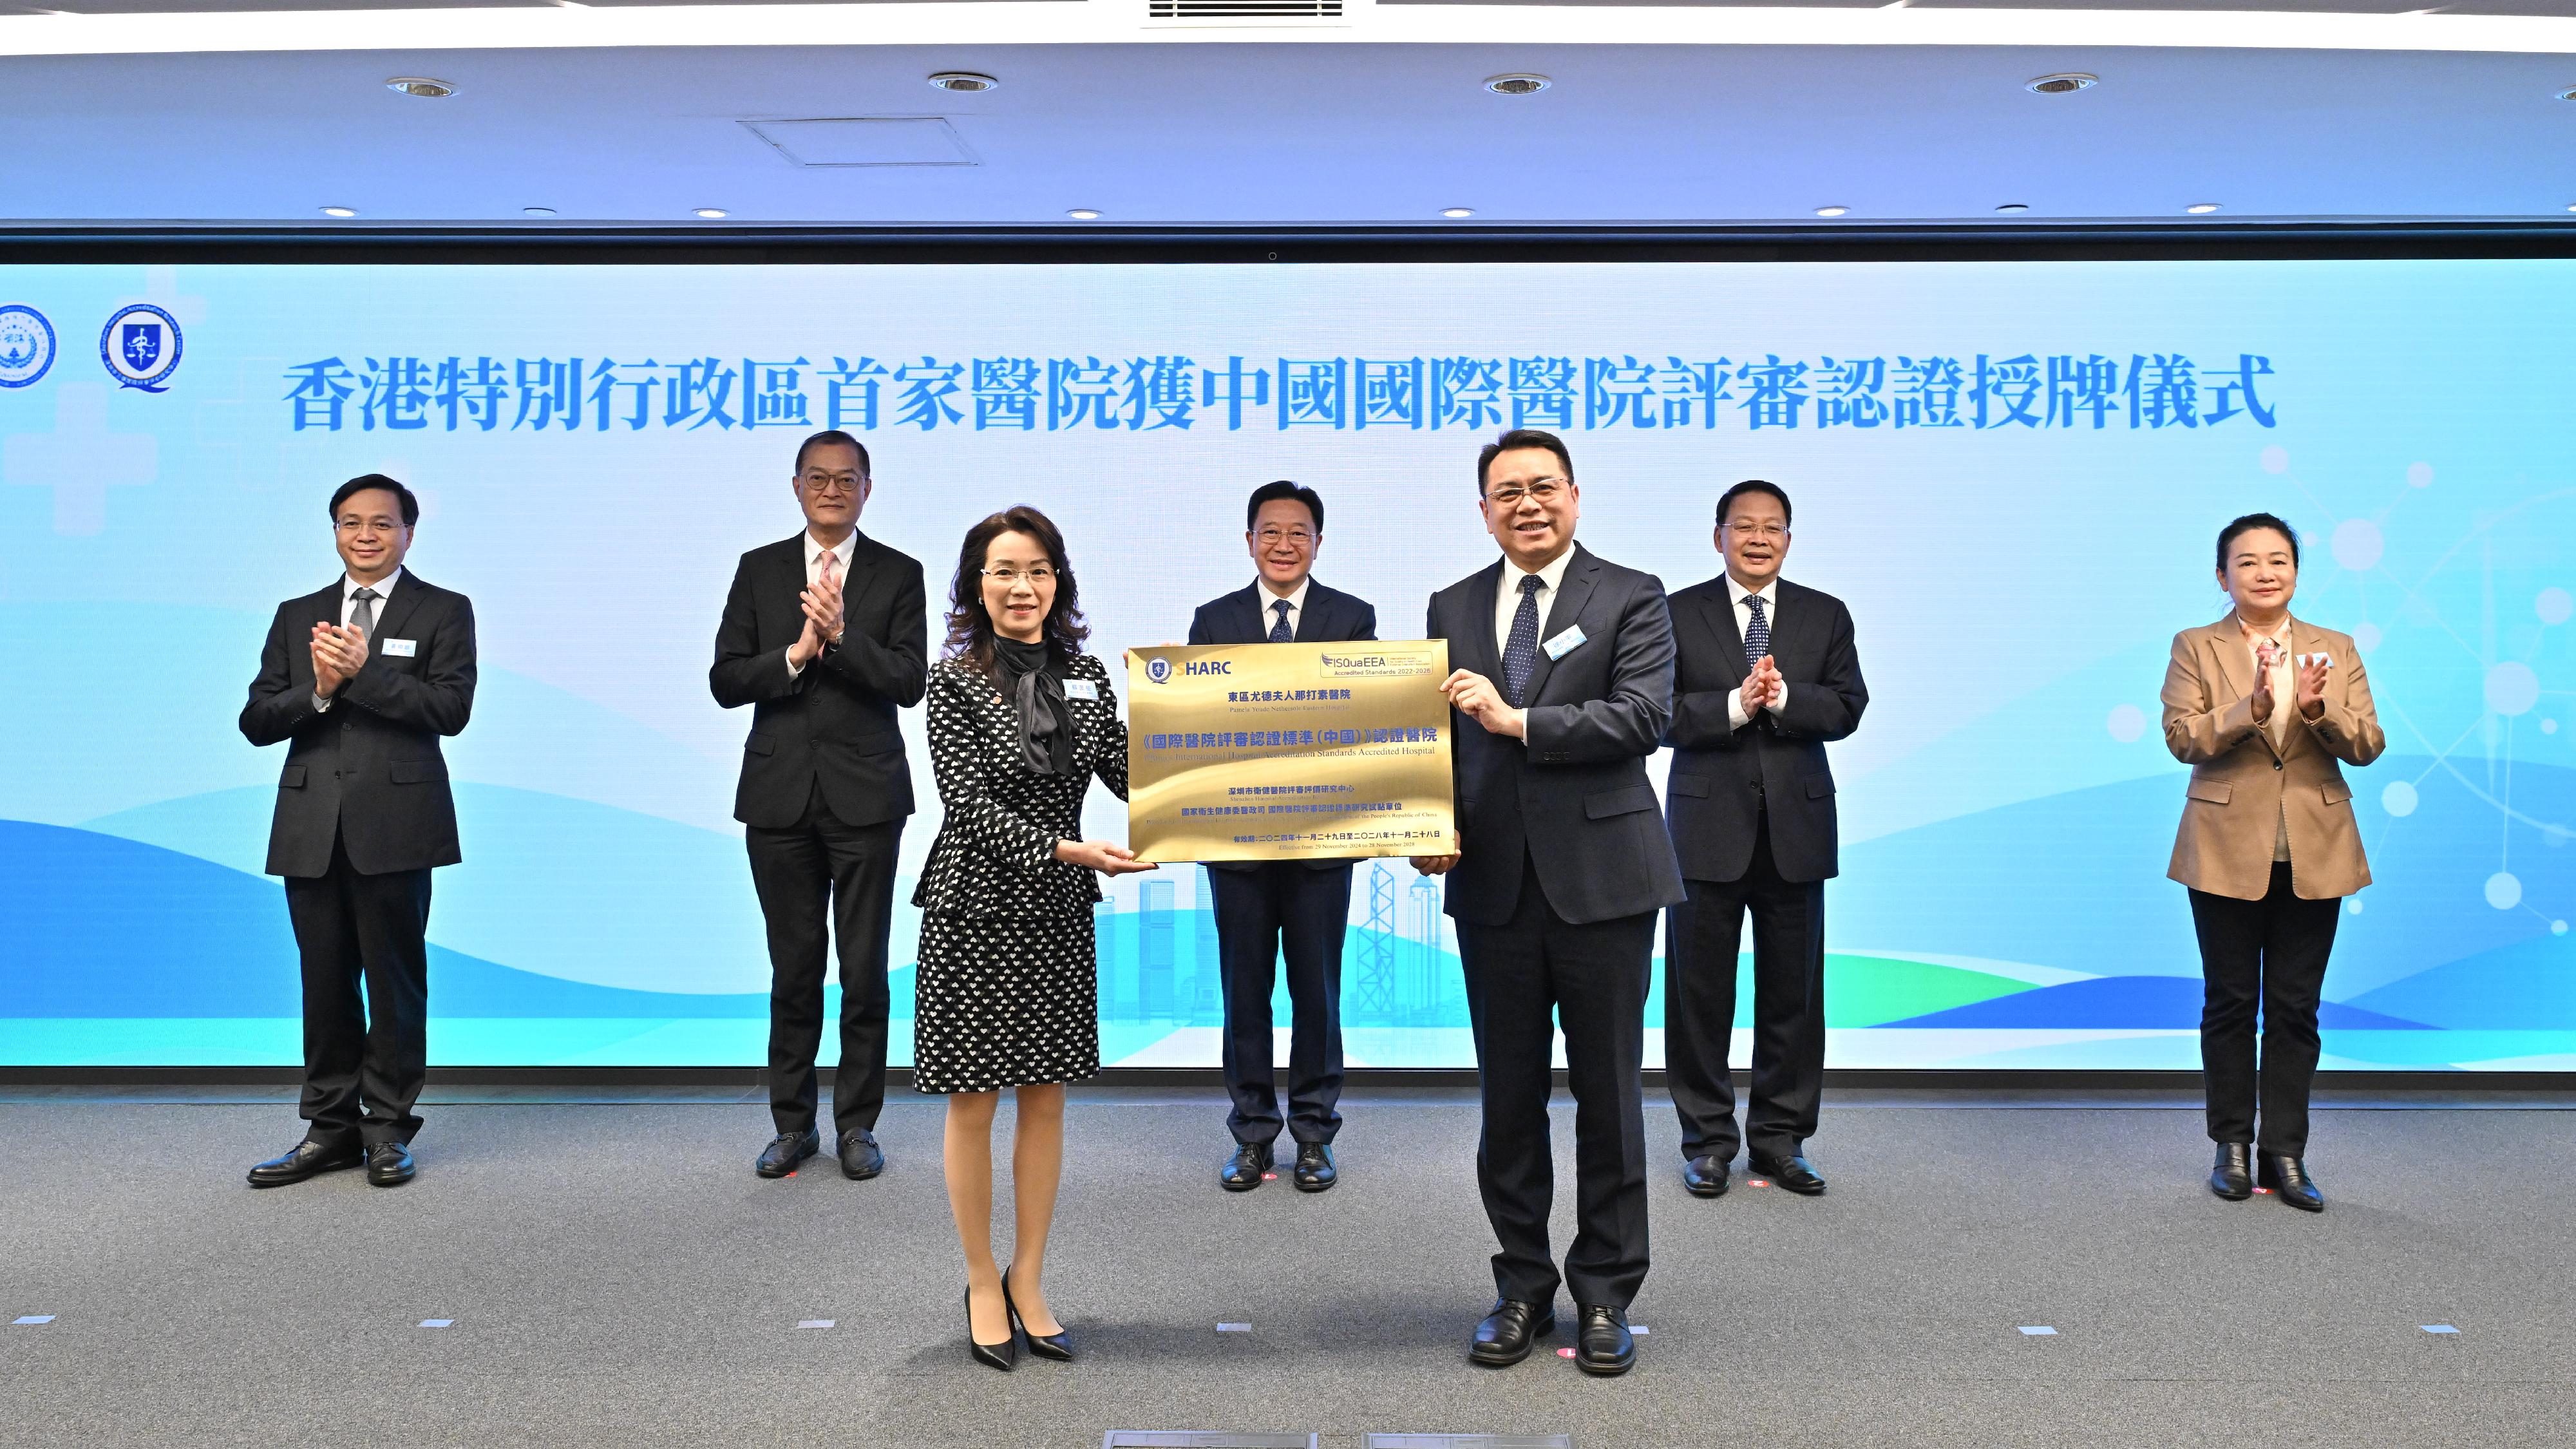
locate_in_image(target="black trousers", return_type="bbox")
[2190,862,2340,1156]
[746,782,903,1136]
[283,833,432,1148]
[1664,818,1828,1163]
[1457,852,1655,1311]
[1210,862,1352,1146]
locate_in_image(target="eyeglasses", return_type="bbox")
[1255,527,1317,547]
[982,567,1057,586]
[1721,520,1789,540]
[800,471,865,497]
[1484,478,1567,507]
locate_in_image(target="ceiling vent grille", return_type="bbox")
[1148,0,1343,19]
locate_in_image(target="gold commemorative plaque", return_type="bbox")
[1126,640,1457,864]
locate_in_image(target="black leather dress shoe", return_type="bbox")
[1220,1141,1273,1191]
[1680,1155,1730,1198]
[246,1139,363,1188]
[1574,1304,1636,1376]
[1469,1298,1555,1367]
[1293,1142,1337,1193]
[2259,1153,2324,1213]
[2210,1142,2254,1200]
[837,1128,884,1180]
[365,1142,416,1187]
[964,1286,1014,1372]
[755,1129,819,1179]
[1750,1151,1826,1196]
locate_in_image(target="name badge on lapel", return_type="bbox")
[1542,625,1587,661]
[1063,679,1099,701]
[383,639,418,659]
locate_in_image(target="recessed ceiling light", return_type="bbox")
[2186,202,2222,214]
[2026,72,2098,95]
[1484,73,1550,96]
[384,77,456,99]
[319,205,357,218]
[928,71,999,93]
[1995,203,2031,213]
[1814,205,1850,218]
[522,207,557,218]
[1066,208,1102,220]
[1440,207,1476,219]
[692,207,729,219]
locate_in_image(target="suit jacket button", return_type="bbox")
[2273,760,2284,770]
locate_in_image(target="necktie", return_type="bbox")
[819,550,840,641]
[349,587,379,643]
[1269,599,1294,643]
[1742,593,1770,668]
[1501,574,1544,706]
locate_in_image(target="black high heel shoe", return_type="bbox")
[964,1285,1016,1371]
[1002,1265,1073,1363]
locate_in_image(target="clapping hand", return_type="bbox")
[310,621,368,697]
[800,566,844,648]
[2249,640,2281,723]
[1739,654,1783,717]
[1442,668,1526,740]
[1056,838,1158,876]
[2294,653,2331,721]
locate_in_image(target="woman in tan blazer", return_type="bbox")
[2161,512,2384,1213]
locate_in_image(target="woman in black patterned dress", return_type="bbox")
[913,505,1153,1370]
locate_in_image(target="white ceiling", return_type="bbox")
[9,8,2576,227]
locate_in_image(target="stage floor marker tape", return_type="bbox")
[799,1320,835,1329]
[419,1319,453,1329]
[2422,1325,2459,1334]
[1217,1323,1253,1333]
[14,1316,55,1325]
[2019,1326,2057,1336]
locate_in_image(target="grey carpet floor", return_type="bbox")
[2,1095,2571,1448]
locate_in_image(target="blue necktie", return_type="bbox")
[1742,593,1770,668]
[1502,574,1544,706]
[1269,598,1294,643]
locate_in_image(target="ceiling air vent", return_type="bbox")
[1148,0,1344,20]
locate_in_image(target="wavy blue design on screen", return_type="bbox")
[1879,975,2432,1030]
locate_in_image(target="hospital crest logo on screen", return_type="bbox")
[0,304,55,388]
[1144,657,1173,685]
[100,304,182,392]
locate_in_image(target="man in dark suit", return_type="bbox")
[1662,479,1868,1200]
[1187,480,1378,1195]
[240,475,476,1189]
[712,430,928,1181]
[1414,429,1685,1377]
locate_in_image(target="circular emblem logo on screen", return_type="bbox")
[1145,657,1172,685]
[100,303,182,392]
[0,304,55,388]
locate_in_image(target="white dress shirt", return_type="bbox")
[1726,573,1792,730]
[312,567,404,712]
[786,529,859,680]
[1492,546,1577,660]
[1255,576,1312,640]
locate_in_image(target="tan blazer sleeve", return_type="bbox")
[2161,629,2259,764]
[2298,638,2385,767]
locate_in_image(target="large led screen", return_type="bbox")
[1,259,2568,1070]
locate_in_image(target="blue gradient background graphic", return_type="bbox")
[0,260,2570,1070]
